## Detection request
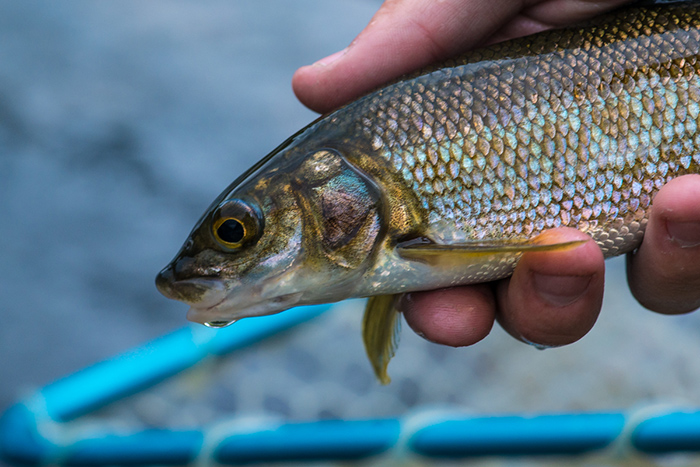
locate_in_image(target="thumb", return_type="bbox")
[291,0,519,114]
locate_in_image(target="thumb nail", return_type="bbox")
[313,47,347,67]
[666,220,700,248]
[532,273,592,307]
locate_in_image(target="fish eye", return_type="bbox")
[211,199,263,249]
[213,218,246,245]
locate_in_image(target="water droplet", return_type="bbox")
[521,337,552,350]
[204,320,237,328]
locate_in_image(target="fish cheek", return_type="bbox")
[294,149,385,269]
[313,171,383,269]
[321,188,370,248]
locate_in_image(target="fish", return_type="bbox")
[157,1,700,383]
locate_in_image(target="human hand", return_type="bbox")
[292,0,700,348]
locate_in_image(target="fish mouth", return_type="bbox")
[157,262,307,325]
[186,291,304,325]
[156,274,228,309]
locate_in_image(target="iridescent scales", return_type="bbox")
[349,2,700,257]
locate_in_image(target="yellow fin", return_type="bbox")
[397,233,585,267]
[362,294,401,385]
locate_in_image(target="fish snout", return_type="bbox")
[155,265,178,299]
[156,265,227,308]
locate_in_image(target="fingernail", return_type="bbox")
[532,273,592,307]
[313,47,347,67]
[666,220,700,248]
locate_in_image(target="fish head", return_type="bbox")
[156,146,385,325]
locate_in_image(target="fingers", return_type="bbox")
[495,228,605,347]
[402,284,496,347]
[402,228,605,348]
[627,175,700,314]
[487,0,631,44]
[292,0,521,113]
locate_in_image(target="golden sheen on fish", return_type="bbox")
[157,2,700,383]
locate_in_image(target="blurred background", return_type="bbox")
[3,0,700,463]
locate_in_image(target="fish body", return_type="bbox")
[157,2,700,381]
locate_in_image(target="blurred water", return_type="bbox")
[4,0,700,450]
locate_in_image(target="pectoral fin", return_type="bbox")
[397,233,585,267]
[362,294,401,385]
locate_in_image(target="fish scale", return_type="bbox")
[336,2,700,256]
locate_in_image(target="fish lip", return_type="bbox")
[187,261,308,323]
[191,294,227,313]
[186,291,304,325]
[161,277,229,308]
[169,263,307,324]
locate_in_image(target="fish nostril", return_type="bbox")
[174,256,196,275]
